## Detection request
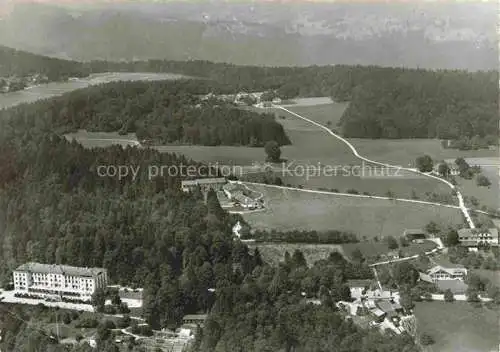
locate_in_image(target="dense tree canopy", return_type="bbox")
[2,46,497,142]
[0,45,90,80]
[1,80,291,147]
[82,59,498,141]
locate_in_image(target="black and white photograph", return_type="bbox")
[0,0,498,351]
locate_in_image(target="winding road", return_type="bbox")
[274,105,476,229]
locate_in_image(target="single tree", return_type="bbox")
[420,333,435,345]
[437,162,450,177]
[264,141,281,162]
[399,237,409,247]
[476,174,491,187]
[416,155,434,172]
[446,229,459,247]
[351,248,364,263]
[387,236,399,250]
[425,221,440,236]
[444,289,454,302]
[91,288,106,313]
[400,291,414,312]
[466,288,480,303]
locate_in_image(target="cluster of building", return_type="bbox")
[180,177,227,193]
[433,161,460,176]
[180,178,263,210]
[12,262,108,301]
[200,91,283,107]
[222,182,262,209]
[0,74,49,93]
[403,226,499,249]
[457,227,499,248]
[418,262,468,293]
[339,280,409,334]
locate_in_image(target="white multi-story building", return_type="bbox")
[458,228,499,247]
[13,262,107,300]
[419,265,468,283]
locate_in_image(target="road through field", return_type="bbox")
[275,105,475,229]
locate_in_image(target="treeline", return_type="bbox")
[0,45,89,81]
[2,45,497,141]
[251,229,359,244]
[83,59,498,141]
[338,69,498,140]
[191,251,417,352]
[1,79,290,146]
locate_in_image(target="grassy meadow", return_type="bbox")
[414,302,499,352]
[242,184,464,239]
[275,106,455,201]
[64,130,140,148]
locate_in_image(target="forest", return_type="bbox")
[2,45,497,141]
[83,59,498,141]
[0,47,497,351]
[1,79,291,146]
[0,45,90,81]
[0,79,417,351]
[190,251,417,352]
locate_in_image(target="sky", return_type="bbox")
[0,0,493,14]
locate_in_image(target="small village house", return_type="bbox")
[419,264,467,282]
[347,279,373,299]
[403,229,427,241]
[457,227,499,247]
[433,161,460,176]
[182,314,208,326]
[181,178,227,193]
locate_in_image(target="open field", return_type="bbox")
[445,157,499,211]
[351,139,499,168]
[283,101,498,166]
[64,130,140,148]
[242,185,464,239]
[0,72,189,110]
[283,97,335,107]
[275,107,455,201]
[414,301,500,352]
[457,177,499,211]
[282,102,348,128]
[61,99,461,204]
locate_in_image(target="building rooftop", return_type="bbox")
[15,262,106,277]
[196,178,226,185]
[183,314,208,321]
[458,228,499,238]
[371,308,386,317]
[181,178,226,186]
[376,300,401,314]
[419,272,433,283]
[428,265,467,277]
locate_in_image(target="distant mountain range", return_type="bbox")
[0,1,497,70]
